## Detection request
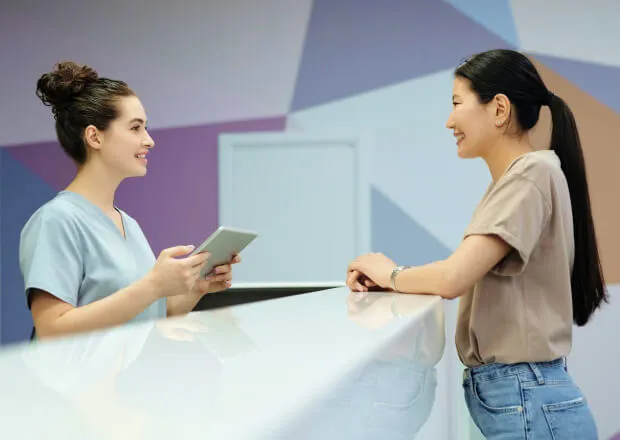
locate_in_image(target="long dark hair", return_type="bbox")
[455,49,608,326]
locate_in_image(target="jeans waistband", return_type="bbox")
[463,357,567,383]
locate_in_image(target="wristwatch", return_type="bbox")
[390,265,409,291]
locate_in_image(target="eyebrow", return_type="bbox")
[129,118,147,125]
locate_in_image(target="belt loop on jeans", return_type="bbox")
[528,362,545,385]
[463,368,470,381]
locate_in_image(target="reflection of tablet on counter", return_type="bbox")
[190,226,258,278]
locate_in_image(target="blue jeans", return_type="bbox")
[463,358,598,439]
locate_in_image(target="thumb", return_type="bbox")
[161,245,195,258]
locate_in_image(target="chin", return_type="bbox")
[456,144,479,159]
[457,147,471,159]
[127,168,148,178]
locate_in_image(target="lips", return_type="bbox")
[454,133,465,145]
[135,151,148,165]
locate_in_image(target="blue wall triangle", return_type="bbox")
[1,149,57,345]
[371,186,451,267]
[291,0,515,111]
[443,0,520,48]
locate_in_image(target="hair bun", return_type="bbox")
[36,61,98,115]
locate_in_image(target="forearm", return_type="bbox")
[395,260,463,299]
[35,276,161,338]
[166,290,204,317]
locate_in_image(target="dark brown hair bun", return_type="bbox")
[36,61,98,116]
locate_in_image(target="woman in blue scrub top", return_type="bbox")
[19,61,240,339]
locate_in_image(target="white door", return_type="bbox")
[218,132,371,285]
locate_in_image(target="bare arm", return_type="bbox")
[348,176,549,299]
[395,234,511,298]
[30,275,160,339]
[347,234,511,299]
[31,245,209,339]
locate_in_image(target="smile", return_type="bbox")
[135,153,148,164]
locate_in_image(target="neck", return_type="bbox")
[65,161,123,213]
[482,134,534,182]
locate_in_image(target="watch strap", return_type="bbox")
[390,265,409,291]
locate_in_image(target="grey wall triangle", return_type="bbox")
[371,186,451,266]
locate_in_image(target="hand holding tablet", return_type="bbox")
[190,226,258,279]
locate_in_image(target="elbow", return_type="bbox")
[32,310,78,340]
[439,286,467,300]
[32,324,62,340]
[437,263,469,300]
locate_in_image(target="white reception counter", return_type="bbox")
[0,287,445,439]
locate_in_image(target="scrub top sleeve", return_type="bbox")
[19,209,84,308]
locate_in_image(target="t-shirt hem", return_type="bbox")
[25,284,78,309]
[464,224,528,275]
[465,224,521,253]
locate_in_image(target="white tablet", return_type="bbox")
[190,226,258,278]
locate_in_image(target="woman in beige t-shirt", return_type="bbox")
[346,49,606,439]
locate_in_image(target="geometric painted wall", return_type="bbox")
[1,1,619,438]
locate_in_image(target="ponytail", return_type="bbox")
[547,93,609,326]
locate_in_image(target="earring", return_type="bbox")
[495,120,503,127]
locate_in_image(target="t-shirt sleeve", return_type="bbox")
[19,208,83,308]
[464,174,551,276]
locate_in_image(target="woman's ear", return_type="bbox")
[493,93,511,127]
[84,125,103,151]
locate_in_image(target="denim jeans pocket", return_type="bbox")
[466,375,526,439]
[543,395,599,440]
[471,375,524,415]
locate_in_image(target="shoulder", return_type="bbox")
[19,194,86,261]
[486,151,563,208]
[471,151,556,228]
[21,194,82,237]
[504,150,563,189]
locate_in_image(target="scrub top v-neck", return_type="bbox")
[19,190,167,322]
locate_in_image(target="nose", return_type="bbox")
[445,113,455,130]
[143,131,155,149]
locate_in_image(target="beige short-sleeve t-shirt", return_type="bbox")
[456,150,575,368]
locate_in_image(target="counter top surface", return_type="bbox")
[0,287,445,439]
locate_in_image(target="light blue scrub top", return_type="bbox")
[19,191,166,321]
